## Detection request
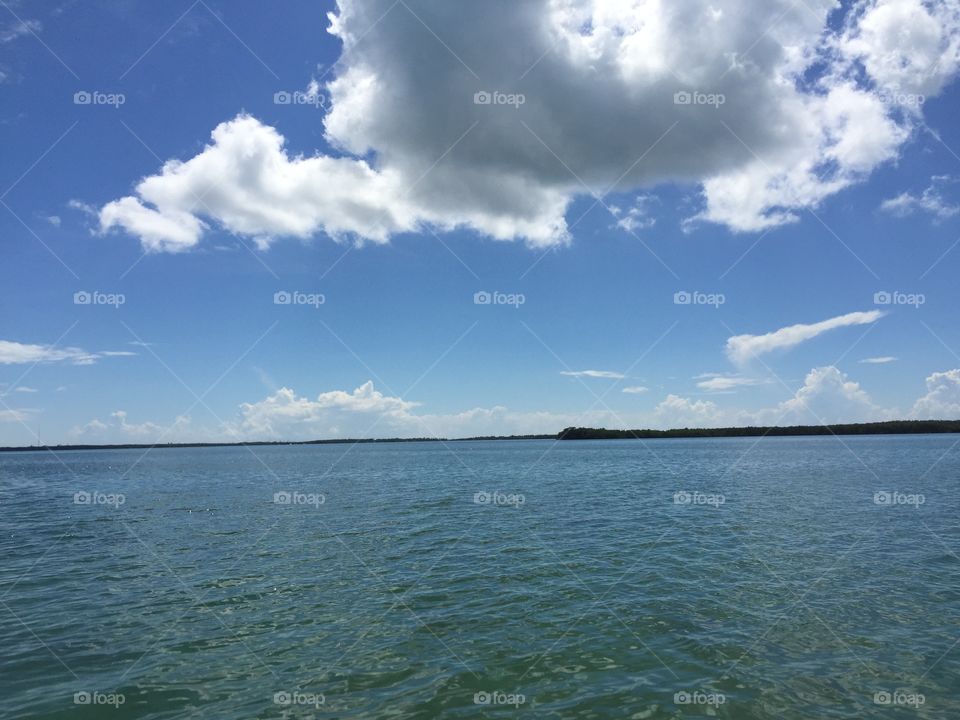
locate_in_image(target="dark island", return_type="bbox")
[557,420,960,439]
[1,421,959,453]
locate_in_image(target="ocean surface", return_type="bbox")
[0,436,958,719]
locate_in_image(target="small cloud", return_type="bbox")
[67,199,98,217]
[622,386,648,394]
[696,375,767,392]
[0,19,41,44]
[560,370,626,379]
[611,194,658,233]
[859,356,897,364]
[14,386,38,393]
[44,215,61,227]
[880,176,959,221]
[0,339,134,366]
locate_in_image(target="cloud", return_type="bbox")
[96,0,960,252]
[69,382,624,443]
[759,366,887,424]
[859,356,897,364]
[912,369,960,419]
[0,19,40,44]
[840,0,960,97]
[725,310,884,365]
[653,394,724,428]
[61,365,960,445]
[13,386,37,393]
[0,409,30,424]
[0,340,135,366]
[560,369,625,379]
[610,194,658,232]
[880,175,959,220]
[70,412,191,441]
[696,375,768,392]
[622,385,648,394]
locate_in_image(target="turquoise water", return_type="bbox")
[0,436,958,718]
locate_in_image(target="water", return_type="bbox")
[0,436,957,719]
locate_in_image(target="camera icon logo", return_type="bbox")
[74,291,92,305]
[274,491,292,505]
[473,491,492,505]
[273,691,292,705]
[74,691,91,704]
[873,491,892,506]
[474,291,492,305]
[673,291,691,305]
[274,91,292,105]
[674,691,691,704]
[473,691,492,705]
[874,691,892,705]
[673,490,692,505]
[274,291,292,305]
[674,91,692,105]
[474,91,492,105]
[73,91,92,105]
[873,291,892,305]
[73,491,91,505]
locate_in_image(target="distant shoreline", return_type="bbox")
[1,420,959,453]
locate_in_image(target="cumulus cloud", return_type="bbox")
[840,0,960,97]
[70,412,190,441]
[560,369,626,379]
[759,366,887,424]
[881,175,959,220]
[726,310,884,365]
[912,369,960,419]
[0,340,135,365]
[653,394,724,427]
[97,0,960,252]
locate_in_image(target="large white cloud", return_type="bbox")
[912,369,960,419]
[760,365,887,424]
[98,0,960,251]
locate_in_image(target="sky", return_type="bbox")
[1,0,960,445]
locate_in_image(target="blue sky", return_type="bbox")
[2,0,960,445]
